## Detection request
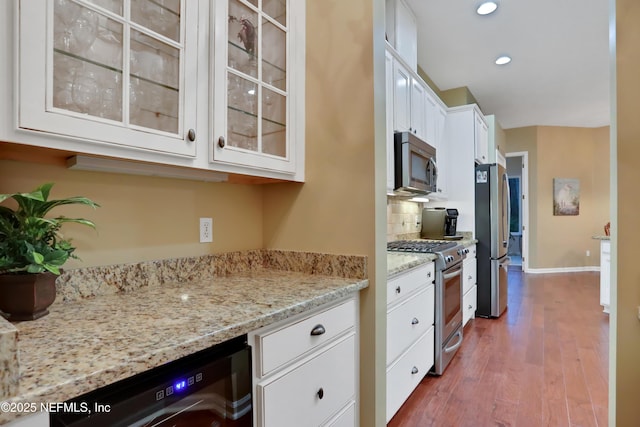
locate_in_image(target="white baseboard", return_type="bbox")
[526,266,600,274]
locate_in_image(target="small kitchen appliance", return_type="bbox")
[387,239,469,375]
[393,131,437,196]
[421,207,459,239]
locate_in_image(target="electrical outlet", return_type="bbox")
[199,218,212,243]
[586,250,590,257]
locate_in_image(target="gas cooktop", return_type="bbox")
[386,240,458,253]
[387,240,468,269]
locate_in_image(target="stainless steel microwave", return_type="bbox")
[394,131,438,196]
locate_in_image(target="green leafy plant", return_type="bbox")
[0,183,99,275]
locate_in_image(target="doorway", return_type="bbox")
[506,152,529,272]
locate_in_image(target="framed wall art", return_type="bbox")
[553,178,580,216]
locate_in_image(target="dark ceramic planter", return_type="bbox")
[0,272,57,321]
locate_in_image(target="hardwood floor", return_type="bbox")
[388,269,609,427]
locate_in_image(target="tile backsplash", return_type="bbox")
[387,198,423,241]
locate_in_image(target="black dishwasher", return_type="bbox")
[50,335,252,427]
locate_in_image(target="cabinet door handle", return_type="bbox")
[310,324,326,336]
[468,304,473,310]
[187,129,196,141]
[317,387,324,399]
[395,286,401,294]
[218,136,226,148]
[411,317,419,325]
[468,275,473,280]
[411,366,419,375]
[427,272,432,278]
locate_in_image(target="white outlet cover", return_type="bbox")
[199,218,213,243]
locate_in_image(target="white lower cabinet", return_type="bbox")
[387,286,434,363]
[249,297,358,427]
[463,286,477,326]
[600,240,611,313]
[325,401,356,427]
[386,327,434,422]
[462,245,477,326]
[386,262,435,423]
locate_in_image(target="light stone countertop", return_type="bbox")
[0,251,368,425]
[592,235,611,240]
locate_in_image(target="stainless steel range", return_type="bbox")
[387,239,469,375]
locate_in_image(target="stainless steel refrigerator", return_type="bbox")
[475,163,510,318]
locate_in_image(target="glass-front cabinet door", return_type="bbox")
[212,0,300,174]
[18,0,198,157]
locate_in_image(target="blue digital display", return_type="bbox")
[174,380,187,391]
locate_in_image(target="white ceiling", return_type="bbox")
[405,0,610,130]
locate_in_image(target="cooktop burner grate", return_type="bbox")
[386,240,458,253]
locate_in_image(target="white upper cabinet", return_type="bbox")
[211,0,304,175]
[6,0,305,181]
[18,0,198,157]
[393,0,417,71]
[474,111,489,164]
[392,59,412,134]
[409,77,427,141]
[386,47,450,199]
[433,104,449,199]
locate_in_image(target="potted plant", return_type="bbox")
[0,183,99,321]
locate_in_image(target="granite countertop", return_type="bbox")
[592,235,611,240]
[0,250,368,425]
[387,234,478,277]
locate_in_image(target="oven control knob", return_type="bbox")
[457,249,463,255]
[446,255,454,263]
[465,248,469,254]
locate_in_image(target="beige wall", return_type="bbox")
[536,126,609,268]
[505,126,609,269]
[440,86,480,108]
[263,0,387,425]
[614,0,640,423]
[0,159,264,268]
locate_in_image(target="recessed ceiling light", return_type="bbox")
[477,1,498,15]
[495,55,512,65]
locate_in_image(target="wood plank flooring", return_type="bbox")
[388,269,609,427]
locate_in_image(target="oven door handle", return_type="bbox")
[442,265,462,280]
[443,330,463,354]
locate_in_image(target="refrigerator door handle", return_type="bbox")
[502,172,511,252]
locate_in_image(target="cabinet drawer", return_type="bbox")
[462,257,477,295]
[254,299,356,377]
[324,401,356,427]
[258,335,356,427]
[388,263,434,307]
[386,327,435,423]
[387,285,434,364]
[463,285,477,326]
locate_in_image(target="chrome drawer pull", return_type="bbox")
[411,317,419,325]
[317,387,324,399]
[310,324,326,336]
[411,366,419,375]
